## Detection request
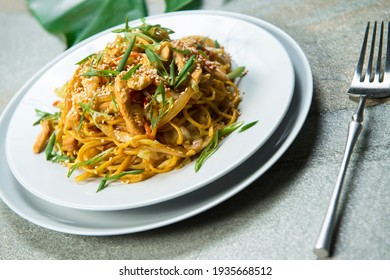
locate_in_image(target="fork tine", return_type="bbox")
[349,21,390,96]
[356,22,370,82]
[386,21,390,77]
[375,21,384,82]
[366,21,377,82]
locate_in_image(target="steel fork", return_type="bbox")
[314,21,390,258]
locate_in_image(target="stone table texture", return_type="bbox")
[1,0,390,260]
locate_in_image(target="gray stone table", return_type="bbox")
[1,0,390,260]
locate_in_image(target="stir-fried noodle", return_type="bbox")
[33,21,245,191]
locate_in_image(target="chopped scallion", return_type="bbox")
[81,69,120,77]
[171,47,191,55]
[96,169,144,192]
[194,131,219,172]
[33,109,61,126]
[75,53,95,65]
[145,48,169,78]
[44,132,74,163]
[169,59,175,86]
[116,36,136,72]
[174,55,196,89]
[67,147,114,178]
[121,64,142,80]
[79,102,110,119]
[111,93,119,111]
[195,122,243,172]
[45,132,57,161]
[149,81,171,129]
[239,120,258,133]
[227,66,247,80]
[77,93,98,131]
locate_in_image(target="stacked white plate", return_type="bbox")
[0,11,312,235]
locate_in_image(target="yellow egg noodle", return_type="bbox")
[33,20,247,191]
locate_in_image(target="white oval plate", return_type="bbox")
[0,11,312,235]
[5,13,294,211]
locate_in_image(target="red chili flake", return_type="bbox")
[144,122,154,139]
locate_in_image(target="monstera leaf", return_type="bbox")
[26,0,196,48]
[164,0,195,11]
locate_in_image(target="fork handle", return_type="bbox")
[313,95,367,258]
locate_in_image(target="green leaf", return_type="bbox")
[165,0,196,12]
[26,0,148,48]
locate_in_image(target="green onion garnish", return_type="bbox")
[96,170,145,192]
[80,69,120,77]
[227,66,247,80]
[149,81,171,129]
[75,53,95,65]
[67,147,114,178]
[45,131,57,161]
[33,109,61,126]
[171,47,191,55]
[169,59,175,86]
[121,64,142,80]
[79,102,110,119]
[116,36,136,72]
[44,132,74,163]
[174,55,196,89]
[195,122,243,172]
[239,120,258,133]
[111,93,119,111]
[145,48,169,78]
[77,94,97,131]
